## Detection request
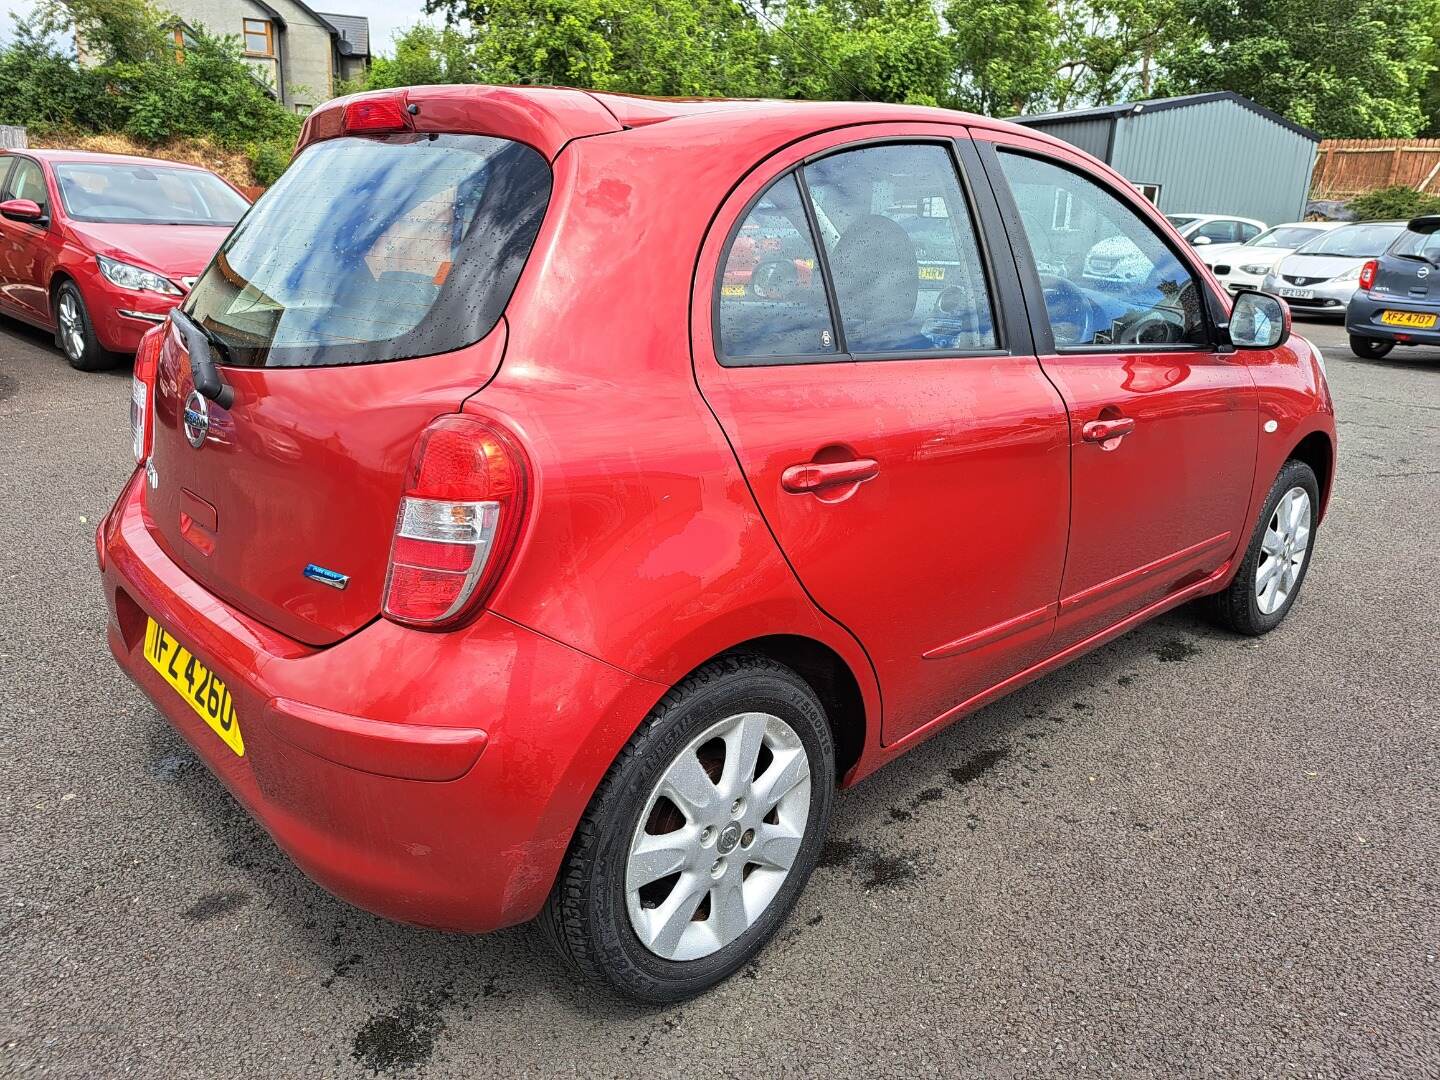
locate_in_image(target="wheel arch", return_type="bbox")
[685,634,869,784]
[1287,430,1334,519]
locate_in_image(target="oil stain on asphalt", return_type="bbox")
[352,986,452,1075]
[1154,637,1201,662]
[183,890,250,922]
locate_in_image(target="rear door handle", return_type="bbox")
[781,458,880,493]
[1081,417,1136,443]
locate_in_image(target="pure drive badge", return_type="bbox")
[303,564,350,590]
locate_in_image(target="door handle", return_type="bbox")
[781,458,880,493]
[1081,417,1136,443]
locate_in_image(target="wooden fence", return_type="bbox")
[1311,138,1440,197]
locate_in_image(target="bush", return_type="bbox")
[1346,185,1440,221]
[246,139,291,186]
[0,0,299,176]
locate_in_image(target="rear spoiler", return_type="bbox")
[297,86,623,161]
[1408,214,1440,235]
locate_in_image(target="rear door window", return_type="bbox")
[717,173,838,361]
[185,133,551,367]
[803,143,996,354]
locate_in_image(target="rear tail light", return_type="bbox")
[130,325,163,465]
[1358,259,1378,291]
[382,415,529,629]
[343,96,412,134]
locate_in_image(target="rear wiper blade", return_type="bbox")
[170,308,235,408]
[1393,252,1440,267]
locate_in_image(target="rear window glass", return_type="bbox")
[1389,224,1440,263]
[1296,223,1403,258]
[55,163,248,225]
[185,133,551,368]
[1251,226,1323,249]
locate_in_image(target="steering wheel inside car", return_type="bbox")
[1038,274,1096,345]
[1109,279,1198,346]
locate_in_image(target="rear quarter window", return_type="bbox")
[185,133,552,368]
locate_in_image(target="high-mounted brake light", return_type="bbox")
[130,324,164,465]
[1358,259,1378,291]
[383,415,529,629]
[343,96,411,134]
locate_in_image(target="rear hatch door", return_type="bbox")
[143,128,552,646]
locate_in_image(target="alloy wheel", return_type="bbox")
[1255,486,1311,615]
[58,293,84,361]
[625,711,811,962]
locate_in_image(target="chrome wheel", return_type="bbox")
[1256,485,1311,615]
[625,711,811,962]
[57,292,85,361]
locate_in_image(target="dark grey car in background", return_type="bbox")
[1345,215,1440,359]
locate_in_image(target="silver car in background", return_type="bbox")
[1205,222,1343,293]
[1263,221,1407,316]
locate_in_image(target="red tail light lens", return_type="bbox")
[1358,259,1378,291]
[382,415,528,629]
[343,96,411,134]
[131,324,164,465]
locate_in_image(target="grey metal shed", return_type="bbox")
[1012,92,1321,226]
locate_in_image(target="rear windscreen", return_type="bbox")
[184,133,552,368]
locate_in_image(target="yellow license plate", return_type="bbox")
[918,266,946,281]
[721,284,747,297]
[144,617,244,756]
[1380,310,1437,328]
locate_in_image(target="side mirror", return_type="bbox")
[1191,234,1213,246]
[1229,290,1290,349]
[0,198,45,224]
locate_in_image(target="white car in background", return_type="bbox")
[1204,222,1345,293]
[1083,212,1266,285]
[1164,213,1268,248]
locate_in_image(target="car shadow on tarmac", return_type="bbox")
[139,602,1226,1047]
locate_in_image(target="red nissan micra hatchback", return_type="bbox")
[98,87,1336,1001]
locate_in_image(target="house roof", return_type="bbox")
[1014,91,1320,143]
[320,12,369,56]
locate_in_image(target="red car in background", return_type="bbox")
[0,149,249,371]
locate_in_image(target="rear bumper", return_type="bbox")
[98,470,661,932]
[1346,295,1440,345]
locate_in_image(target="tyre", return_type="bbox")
[1349,334,1394,359]
[1211,459,1320,636]
[541,654,835,1002]
[55,281,120,372]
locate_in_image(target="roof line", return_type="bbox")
[1014,91,1320,143]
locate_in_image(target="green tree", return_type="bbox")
[0,15,118,129]
[1052,0,1197,109]
[431,0,773,97]
[353,23,477,90]
[1160,0,1440,137]
[945,0,1061,115]
[35,0,171,64]
[768,0,953,105]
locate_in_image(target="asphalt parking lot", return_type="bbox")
[2,315,1438,1079]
